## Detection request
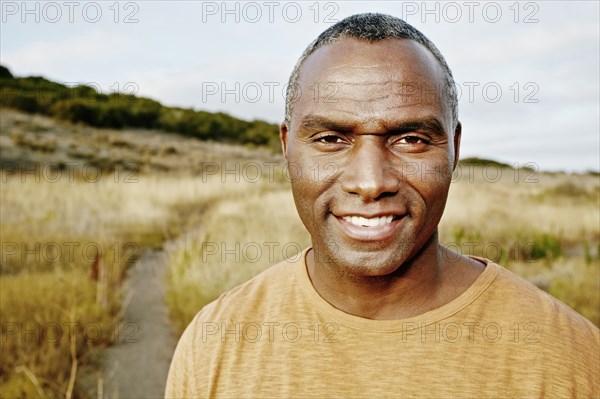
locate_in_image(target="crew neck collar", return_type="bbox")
[294,247,500,332]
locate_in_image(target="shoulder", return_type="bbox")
[486,260,597,329]
[484,260,599,393]
[166,254,305,397]
[190,253,302,324]
[474,259,599,355]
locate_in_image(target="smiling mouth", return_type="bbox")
[341,215,401,228]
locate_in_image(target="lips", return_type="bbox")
[333,212,406,242]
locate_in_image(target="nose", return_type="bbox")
[339,138,400,201]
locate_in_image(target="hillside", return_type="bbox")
[0,108,281,175]
[0,65,281,151]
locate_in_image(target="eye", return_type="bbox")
[390,135,431,153]
[397,135,429,145]
[315,134,347,144]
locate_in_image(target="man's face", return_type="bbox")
[281,38,460,277]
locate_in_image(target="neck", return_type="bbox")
[307,234,446,320]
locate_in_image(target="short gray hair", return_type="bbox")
[284,13,458,128]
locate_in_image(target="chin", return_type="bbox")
[314,240,414,278]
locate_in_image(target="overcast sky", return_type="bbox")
[1,1,598,172]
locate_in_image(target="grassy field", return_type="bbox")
[1,108,599,397]
[0,109,282,398]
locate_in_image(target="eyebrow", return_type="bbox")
[297,115,448,137]
[298,115,355,133]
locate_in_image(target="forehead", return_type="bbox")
[292,37,450,131]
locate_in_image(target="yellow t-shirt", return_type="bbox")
[166,248,600,398]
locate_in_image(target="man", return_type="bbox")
[166,13,599,398]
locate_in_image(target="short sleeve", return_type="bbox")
[165,320,198,399]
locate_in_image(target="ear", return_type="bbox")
[280,122,289,161]
[452,122,462,170]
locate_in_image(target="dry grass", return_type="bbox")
[441,167,599,246]
[0,169,277,397]
[0,268,120,398]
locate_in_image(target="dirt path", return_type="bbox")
[97,248,177,398]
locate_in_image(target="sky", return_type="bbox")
[1,0,599,172]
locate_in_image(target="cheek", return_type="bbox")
[420,180,451,225]
[288,165,321,235]
[287,157,338,240]
[404,160,452,216]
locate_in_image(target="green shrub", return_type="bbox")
[458,157,512,169]
[510,230,562,262]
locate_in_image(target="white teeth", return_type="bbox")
[343,215,394,227]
